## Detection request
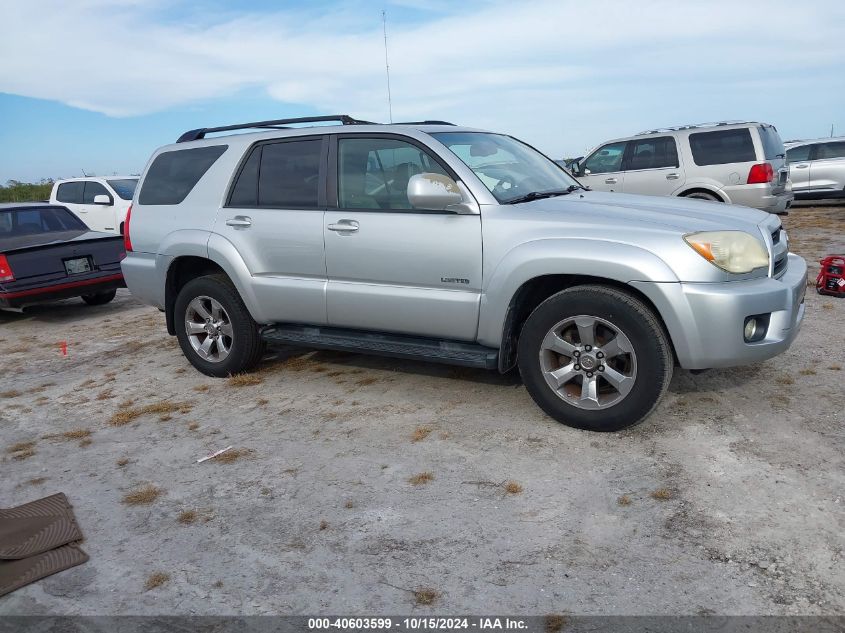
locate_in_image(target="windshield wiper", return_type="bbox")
[504,185,584,205]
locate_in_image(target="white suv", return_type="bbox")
[49,177,138,234]
[570,121,793,214]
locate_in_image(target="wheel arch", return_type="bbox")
[677,186,726,202]
[496,274,677,373]
[164,256,228,335]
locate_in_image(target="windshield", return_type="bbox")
[107,178,138,200]
[431,132,579,204]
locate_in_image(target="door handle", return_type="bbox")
[226,216,252,228]
[604,178,618,184]
[327,220,359,233]
[793,164,809,169]
[666,173,680,180]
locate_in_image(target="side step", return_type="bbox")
[261,324,499,370]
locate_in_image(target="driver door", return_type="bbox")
[324,135,482,341]
[577,141,627,193]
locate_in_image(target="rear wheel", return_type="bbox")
[174,274,265,377]
[517,285,673,432]
[81,290,117,305]
[683,191,720,202]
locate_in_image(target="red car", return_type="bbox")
[0,203,126,310]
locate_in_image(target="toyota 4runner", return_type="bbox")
[121,115,807,431]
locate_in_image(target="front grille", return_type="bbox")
[771,227,781,245]
[773,255,787,277]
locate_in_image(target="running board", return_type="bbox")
[261,324,499,370]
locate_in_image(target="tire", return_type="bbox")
[517,285,673,432]
[683,191,720,202]
[81,290,117,305]
[174,274,265,377]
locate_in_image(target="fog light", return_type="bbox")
[744,319,758,341]
[743,314,769,343]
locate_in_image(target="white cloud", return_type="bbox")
[2,0,844,154]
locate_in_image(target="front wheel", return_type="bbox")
[81,290,117,305]
[174,274,265,377]
[517,285,673,432]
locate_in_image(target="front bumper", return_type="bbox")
[631,253,807,369]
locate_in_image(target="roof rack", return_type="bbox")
[176,114,375,143]
[635,120,756,136]
[176,115,456,143]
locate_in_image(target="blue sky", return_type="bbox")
[2,0,844,183]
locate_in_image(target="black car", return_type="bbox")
[0,203,126,310]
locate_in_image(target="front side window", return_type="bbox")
[338,137,449,209]
[818,142,845,160]
[107,178,138,200]
[139,145,227,205]
[56,181,83,204]
[584,142,627,174]
[689,129,756,166]
[431,132,578,204]
[627,136,679,171]
[786,145,812,162]
[83,181,110,204]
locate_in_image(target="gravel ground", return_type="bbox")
[0,204,843,616]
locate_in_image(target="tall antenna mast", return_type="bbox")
[382,9,393,123]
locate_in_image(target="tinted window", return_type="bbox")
[83,181,111,204]
[258,140,321,208]
[338,137,450,209]
[627,136,679,170]
[818,142,845,160]
[758,126,785,160]
[56,182,83,204]
[228,146,261,207]
[786,145,812,162]
[139,145,227,205]
[0,206,87,241]
[584,142,626,174]
[107,178,138,200]
[689,129,756,166]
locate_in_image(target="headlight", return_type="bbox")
[683,231,769,274]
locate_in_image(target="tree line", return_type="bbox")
[0,180,54,203]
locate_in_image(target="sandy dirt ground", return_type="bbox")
[0,204,843,616]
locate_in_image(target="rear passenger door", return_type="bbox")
[809,141,845,194]
[218,136,328,325]
[620,136,684,196]
[323,134,482,341]
[578,141,626,192]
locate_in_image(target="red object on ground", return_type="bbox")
[59,341,67,356]
[816,255,845,297]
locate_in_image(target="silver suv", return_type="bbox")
[122,115,807,431]
[571,121,793,214]
[785,137,845,200]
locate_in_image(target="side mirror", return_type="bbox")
[407,173,464,211]
[93,194,112,205]
[569,160,581,176]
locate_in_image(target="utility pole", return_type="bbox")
[382,10,393,123]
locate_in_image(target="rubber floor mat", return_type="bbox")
[0,544,89,597]
[0,493,83,559]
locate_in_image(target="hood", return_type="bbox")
[0,230,116,253]
[520,191,770,234]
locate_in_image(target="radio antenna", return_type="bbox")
[382,10,393,123]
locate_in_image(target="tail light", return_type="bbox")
[123,205,133,253]
[0,254,14,282]
[747,163,774,184]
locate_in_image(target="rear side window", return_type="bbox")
[689,129,756,166]
[56,182,83,204]
[139,145,227,205]
[229,139,322,208]
[83,181,110,204]
[786,145,812,162]
[627,136,679,170]
[758,126,785,160]
[818,142,845,160]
